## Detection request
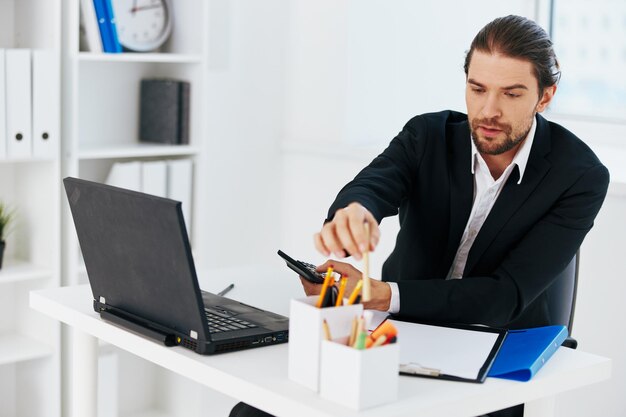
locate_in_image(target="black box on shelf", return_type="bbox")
[139,79,190,145]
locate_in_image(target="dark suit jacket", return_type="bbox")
[327,110,609,329]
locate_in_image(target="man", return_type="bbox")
[231,14,609,417]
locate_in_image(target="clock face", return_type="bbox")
[112,0,172,52]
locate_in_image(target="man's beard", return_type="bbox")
[470,117,532,155]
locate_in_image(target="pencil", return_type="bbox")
[353,317,367,349]
[335,276,348,306]
[347,279,363,305]
[315,266,334,308]
[322,319,332,341]
[362,222,372,302]
[347,316,358,347]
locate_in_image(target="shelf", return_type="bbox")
[0,156,58,164]
[123,410,173,417]
[78,143,201,160]
[0,261,53,284]
[0,333,54,366]
[78,52,203,64]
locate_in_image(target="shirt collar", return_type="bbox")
[470,115,537,184]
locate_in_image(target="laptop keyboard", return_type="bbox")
[204,310,258,334]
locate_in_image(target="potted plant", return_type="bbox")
[0,201,16,269]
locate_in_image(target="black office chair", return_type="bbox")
[544,250,579,349]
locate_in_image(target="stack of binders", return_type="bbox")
[0,49,60,160]
[105,159,194,234]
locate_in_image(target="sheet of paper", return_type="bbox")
[389,319,500,380]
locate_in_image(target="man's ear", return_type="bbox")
[536,85,557,113]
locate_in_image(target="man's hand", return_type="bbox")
[299,260,391,311]
[313,202,380,260]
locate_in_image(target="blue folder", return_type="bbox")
[488,325,568,381]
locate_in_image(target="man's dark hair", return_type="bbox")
[464,15,561,95]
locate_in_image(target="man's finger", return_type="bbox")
[313,233,330,257]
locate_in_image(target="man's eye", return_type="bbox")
[471,88,485,94]
[505,92,521,98]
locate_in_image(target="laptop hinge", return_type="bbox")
[100,309,177,347]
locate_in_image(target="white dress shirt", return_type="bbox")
[386,117,537,313]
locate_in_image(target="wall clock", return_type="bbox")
[111,0,172,52]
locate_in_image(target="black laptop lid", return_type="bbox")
[63,177,210,341]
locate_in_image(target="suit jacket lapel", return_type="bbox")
[463,114,552,276]
[442,120,474,275]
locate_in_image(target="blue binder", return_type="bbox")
[92,0,122,53]
[488,325,568,381]
[102,0,122,52]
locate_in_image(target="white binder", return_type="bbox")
[167,159,193,233]
[141,160,168,198]
[105,161,142,192]
[32,49,60,159]
[0,49,6,159]
[79,0,103,53]
[5,49,32,159]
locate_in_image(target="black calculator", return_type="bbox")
[277,250,326,284]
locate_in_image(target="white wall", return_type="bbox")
[201,0,289,268]
[555,186,626,417]
[203,1,625,415]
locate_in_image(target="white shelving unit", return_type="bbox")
[62,0,210,286]
[0,1,62,416]
[62,1,215,416]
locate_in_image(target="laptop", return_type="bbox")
[63,177,289,355]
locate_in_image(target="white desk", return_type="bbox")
[30,284,611,417]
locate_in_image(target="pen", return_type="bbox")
[362,222,372,302]
[365,320,398,348]
[347,279,363,305]
[316,266,334,308]
[217,283,234,297]
[322,319,332,341]
[335,276,348,306]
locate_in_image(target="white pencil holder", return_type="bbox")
[319,340,399,410]
[287,296,363,391]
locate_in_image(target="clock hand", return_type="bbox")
[130,4,163,13]
[131,0,138,15]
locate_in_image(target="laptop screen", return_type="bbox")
[64,177,210,340]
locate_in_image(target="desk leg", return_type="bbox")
[70,328,98,417]
[524,396,556,417]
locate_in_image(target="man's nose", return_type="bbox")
[481,94,502,120]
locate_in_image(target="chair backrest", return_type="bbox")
[545,250,579,333]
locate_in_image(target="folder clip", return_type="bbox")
[400,362,441,377]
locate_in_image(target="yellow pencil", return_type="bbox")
[347,279,363,305]
[362,222,372,302]
[335,276,348,306]
[315,266,334,308]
